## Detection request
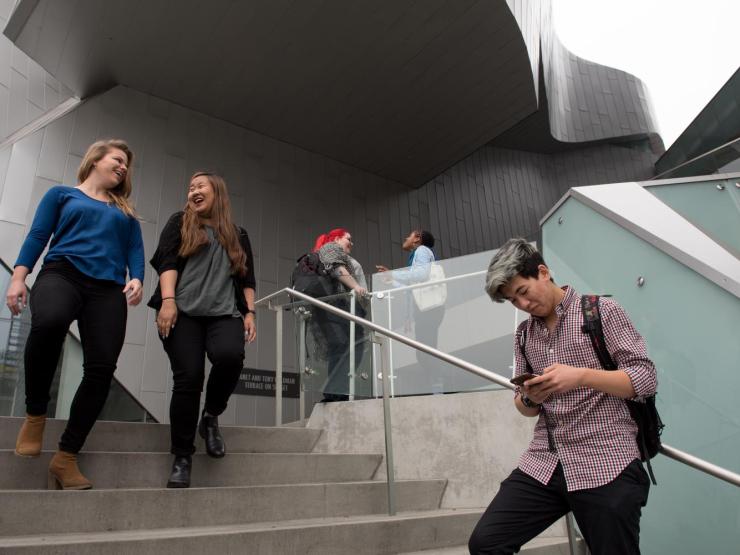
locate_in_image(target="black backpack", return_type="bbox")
[290,252,337,298]
[580,294,664,484]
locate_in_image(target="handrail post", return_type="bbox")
[565,512,581,555]
[298,310,307,420]
[386,294,395,398]
[275,308,283,426]
[373,332,396,516]
[349,290,356,401]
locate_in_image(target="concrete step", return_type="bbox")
[0,416,320,453]
[0,450,382,489]
[0,509,483,554]
[0,479,446,536]
[399,536,580,554]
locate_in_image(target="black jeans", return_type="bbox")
[24,260,127,453]
[161,312,245,456]
[468,461,650,555]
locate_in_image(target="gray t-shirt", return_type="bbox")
[175,227,239,317]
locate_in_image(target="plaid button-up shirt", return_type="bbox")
[514,286,657,491]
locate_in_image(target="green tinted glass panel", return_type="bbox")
[543,197,740,555]
[648,178,740,254]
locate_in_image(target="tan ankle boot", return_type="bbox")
[48,450,92,490]
[14,414,46,458]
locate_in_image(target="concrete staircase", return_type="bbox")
[0,416,574,554]
[0,416,477,553]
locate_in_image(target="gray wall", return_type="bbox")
[0,0,74,143]
[414,142,657,259]
[0,84,409,424]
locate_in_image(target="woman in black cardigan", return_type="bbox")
[148,172,256,488]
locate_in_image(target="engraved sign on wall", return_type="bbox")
[233,368,300,398]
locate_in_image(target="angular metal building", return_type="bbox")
[0,0,665,423]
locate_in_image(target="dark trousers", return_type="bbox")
[161,312,244,456]
[24,260,127,453]
[469,461,650,555]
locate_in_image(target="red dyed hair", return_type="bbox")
[312,228,350,252]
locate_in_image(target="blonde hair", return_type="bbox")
[77,139,136,217]
[179,172,247,277]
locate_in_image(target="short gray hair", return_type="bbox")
[484,238,541,302]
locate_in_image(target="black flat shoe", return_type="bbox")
[198,413,225,458]
[166,455,192,488]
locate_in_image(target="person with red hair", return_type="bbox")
[310,228,367,401]
[312,228,366,295]
[312,228,347,253]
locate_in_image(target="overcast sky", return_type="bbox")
[552,0,740,149]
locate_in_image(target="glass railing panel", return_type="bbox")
[291,291,374,406]
[369,249,517,396]
[646,177,740,254]
[542,194,740,555]
[0,260,40,417]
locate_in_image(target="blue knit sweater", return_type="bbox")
[15,186,145,284]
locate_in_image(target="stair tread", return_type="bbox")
[399,536,573,554]
[0,480,449,537]
[0,450,384,489]
[0,448,374,456]
[0,509,483,547]
[0,477,445,493]
[0,417,321,453]
[0,416,313,432]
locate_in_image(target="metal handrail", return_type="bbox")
[256,286,740,488]
[372,268,486,295]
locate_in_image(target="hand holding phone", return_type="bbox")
[510,372,537,387]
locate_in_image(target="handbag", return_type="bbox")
[412,263,447,311]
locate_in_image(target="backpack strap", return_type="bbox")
[518,327,555,453]
[580,295,617,371]
[581,294,658,484]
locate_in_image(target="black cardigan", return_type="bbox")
[147,212,256,316]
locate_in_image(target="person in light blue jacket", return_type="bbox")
[376,230,436,286]
[5,139,145,490]
[376,230,446,392]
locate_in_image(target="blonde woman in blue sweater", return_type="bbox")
[6,139,144,490]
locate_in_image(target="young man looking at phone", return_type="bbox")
[468,238,657,555]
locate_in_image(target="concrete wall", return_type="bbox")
[309,391,533,508]
[307,389,564,536]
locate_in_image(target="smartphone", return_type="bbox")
[510,372,537,386]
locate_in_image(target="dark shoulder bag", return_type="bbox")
[580,294,664,485]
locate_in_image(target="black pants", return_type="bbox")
[469,461,650,555]
[24,260,127,453]
[161,312,245,456]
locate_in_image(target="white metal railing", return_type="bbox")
[256,286,740,554]
[372,268,486,295]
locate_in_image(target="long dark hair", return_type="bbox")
[179,172,246,277]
